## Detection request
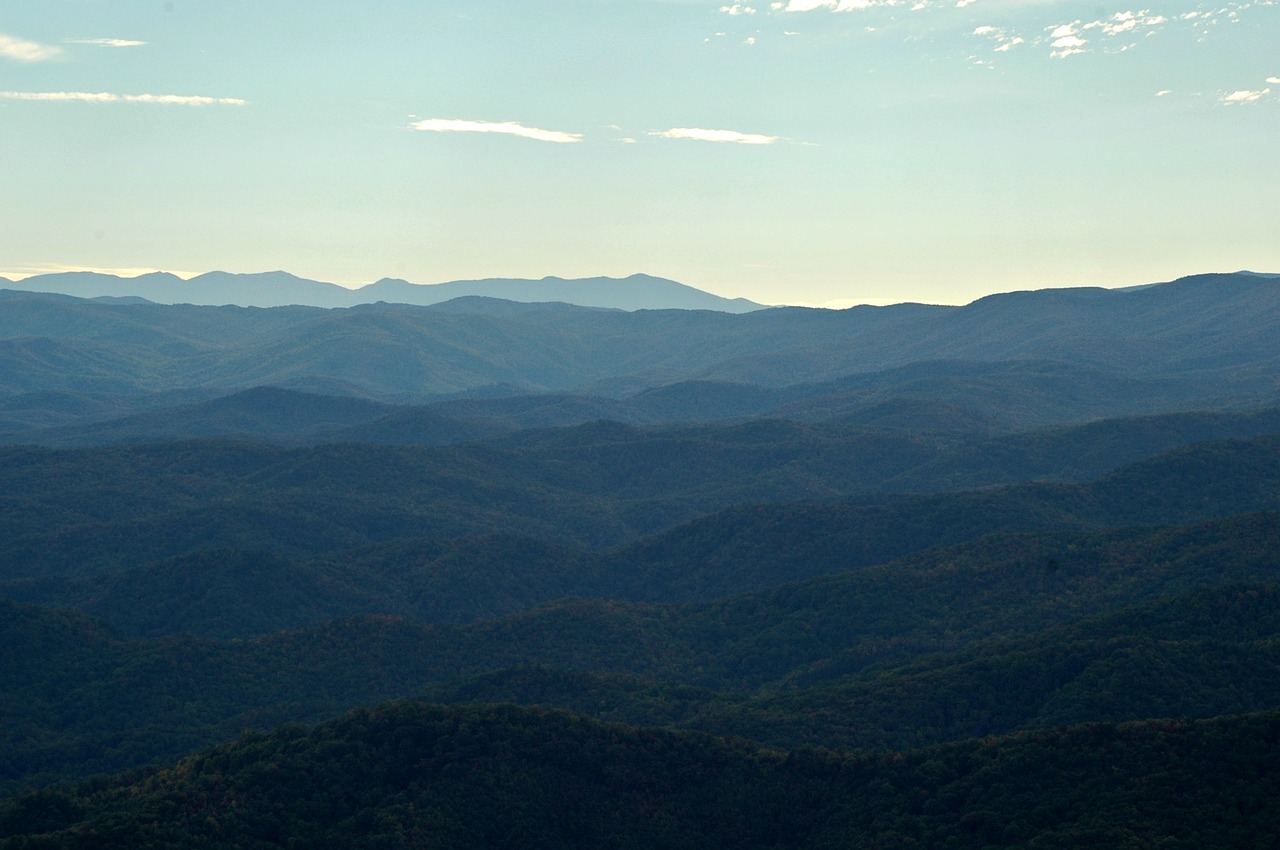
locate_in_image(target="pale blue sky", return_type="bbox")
[1,0,1275,306]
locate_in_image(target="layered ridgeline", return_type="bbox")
[0,272,1277,412]
[4,512,1280,792]
[4,269,1280,844]
[2,270,768,312]
[1,427,1278,586]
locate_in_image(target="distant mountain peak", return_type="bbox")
[2,269,766,312]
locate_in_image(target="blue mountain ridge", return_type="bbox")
[4,270,766,313]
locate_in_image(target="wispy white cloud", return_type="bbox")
[0,33,61,62]
[0,90,114,103]
[409,118,583,143]
[720,4,758,14]
[1046,23,1087,57]
[0,90,246,105]
[1221,88,1270,104]
[71,38,148,48]
[972,24,1024,53]
[1155,89,1172,96]
[775,0,884,11]
[651,127,779,144]
[127,94,246,105]
[1267,77,1280,85]
[1082,10,1167,37]
[967,6,1214,63]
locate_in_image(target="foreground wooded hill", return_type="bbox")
[4,701,1279,849]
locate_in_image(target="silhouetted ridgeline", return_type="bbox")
[2,272,1277,404]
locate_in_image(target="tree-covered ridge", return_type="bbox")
[11,368,1280,450]
[421,583,1280,750]
[2,427,1278,589]
[4,700,1279,849]
[4,428,1279,640]
[4,513,1278,793]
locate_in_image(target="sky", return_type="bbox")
[1,1,1276,308]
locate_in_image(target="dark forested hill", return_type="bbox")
[4,700,1279,850]
[4,512,1278,792]
[1,430,1278,620]
[1,429,1277,592]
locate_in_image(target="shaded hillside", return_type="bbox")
[3,700,1279,849]
[770,358,1215,430]
[0,389,223,438]
[0,424,944,577]
[701,272,1280,386]
[0,361,1210,446]
[444,513,1280,690]
[0,290,846,399]
[4,512,1278,790]
[1,431,1278,598]
[419,583,1280,750]
[717,583,1280,749]
[12,387,398,446]
[885,406,1280,490]
[0,538,592,638]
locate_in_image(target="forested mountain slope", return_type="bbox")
[4,512,1277,791]
[1,430,1277,592]
[4,700,1278,849]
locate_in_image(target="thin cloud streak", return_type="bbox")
[409,118,583,143]
[779,0,880,11]
[0,33,61,62]
[71,38,148,48]
[0,91,246,105]
[651,127,779,144]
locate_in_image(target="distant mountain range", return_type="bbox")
[0,271,1276,410]
[0,270,766,312]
